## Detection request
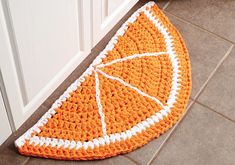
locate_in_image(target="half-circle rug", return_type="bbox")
[15,1,191,160]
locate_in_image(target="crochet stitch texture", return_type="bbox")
[15,2,191,160]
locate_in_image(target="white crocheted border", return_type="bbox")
[15,1,181,151]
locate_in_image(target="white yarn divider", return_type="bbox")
[96,52,168,68]
[15,1,182,151]
[94,70,107,136]
[96,68,165,109]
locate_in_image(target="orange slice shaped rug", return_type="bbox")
[15,1,191,160]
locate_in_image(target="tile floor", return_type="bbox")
[1,0,235,164]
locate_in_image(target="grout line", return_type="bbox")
[193,44,234,100]
[195,101,235,124]
[123,155,141,165]
[21,157,30,165]
[162,0,173,11]
[147,100,195,165]
[189,97,195,101]
[164,11,235,45]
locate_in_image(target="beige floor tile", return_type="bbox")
[198,48,235,121]
[125,100,193,165]
[126,130,170,165]
[165,0,235,43]
[152,103,235,165]
[25,155,136,165]
[166,13,232,98]
[0,137,28,165]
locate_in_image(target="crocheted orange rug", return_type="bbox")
[15,2,191,160]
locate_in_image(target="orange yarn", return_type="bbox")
[15,2,191,160]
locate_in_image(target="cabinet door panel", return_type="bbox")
[108,0,125,15]
[92,0,138,46]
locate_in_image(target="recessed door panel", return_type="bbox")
[8,0,80,102]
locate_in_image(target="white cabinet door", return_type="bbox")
[0,91,12,145]
[92,0,138,46]
[0,0,91,129]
